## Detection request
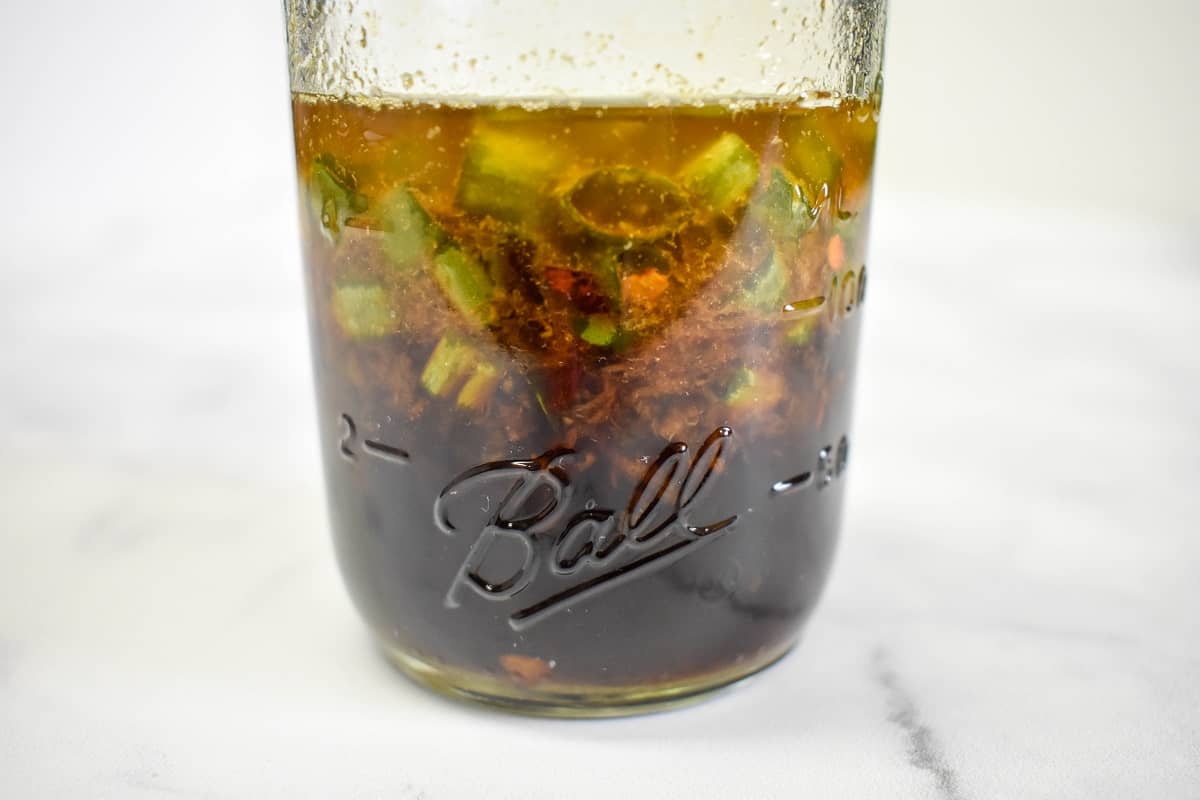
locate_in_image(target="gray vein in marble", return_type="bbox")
[76,501,156,556]
[0,638,15,687]
[872,648,965,800]
[117,771,226,800]
[976,619,1137,648]
[394,782,431,800]
[232,557,311,619]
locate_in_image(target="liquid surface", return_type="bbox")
[293,94,877,699]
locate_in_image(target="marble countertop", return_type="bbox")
[2,187,1198,797]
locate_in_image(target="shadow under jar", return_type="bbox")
[285,0,887,716]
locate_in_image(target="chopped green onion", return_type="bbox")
[786,130,842,206]
[563,167,691,241]
[678,132,759,216]
[433,248,494,326]
[456,360,502,410]
[332,284,392,339]
[420,335,473,397]
[743,250,789,313]
[580,314,618,347]
[420,334,504,409]
[576,249,622,303]
[752,167,815,244]
[456,127,564,224]
[786,317,818,346]
[309,155,367,242]
[379,188,444,271]
[725,366,785,411]
[725,367,759,408]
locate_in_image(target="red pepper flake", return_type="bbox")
[500,654,553,683]
[546,359,583,412]
[544,267,576,296]
[543,268,610,313]
[621,269,670,307]
[827,235,846,271]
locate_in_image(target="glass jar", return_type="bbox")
[285,0,887,716]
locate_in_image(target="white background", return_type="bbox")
[880,0,1200,223]
[2,2,1198,798]
[4,1,1200,228]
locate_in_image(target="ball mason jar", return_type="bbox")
[285,0,887,716]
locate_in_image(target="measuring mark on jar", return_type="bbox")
[362,438,410,464]
[771,472,813,496]
[337,414,357,462]
[338,412,410,464]
[771,435,850,497]
[780,266,867,320]
[782,296,825,315]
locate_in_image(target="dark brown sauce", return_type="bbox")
[294,96,876,691]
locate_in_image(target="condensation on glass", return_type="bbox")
[285,0,887,716]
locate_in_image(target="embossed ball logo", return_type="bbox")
[433,427,739,630]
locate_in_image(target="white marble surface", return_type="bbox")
[3,3,1200,798]
[3,194,1199,797]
